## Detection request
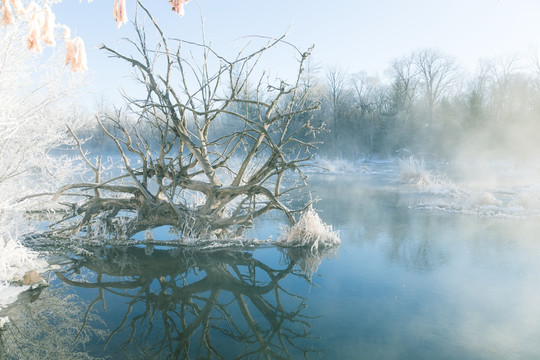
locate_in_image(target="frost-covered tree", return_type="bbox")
[0,0,191,72]
[0,18,85,281]
[47,3,326,240]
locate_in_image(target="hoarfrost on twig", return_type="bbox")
[276,207,340,251]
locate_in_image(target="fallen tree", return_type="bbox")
[46,2,325,240]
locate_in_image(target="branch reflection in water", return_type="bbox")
[53,244,336,359]
[0,278,108,359]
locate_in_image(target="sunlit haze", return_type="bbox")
[5,1,540,358]
[52,0,540,105]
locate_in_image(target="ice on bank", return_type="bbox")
[0,234,45,282]
[0,234,48,324]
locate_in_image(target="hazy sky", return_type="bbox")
[52,0,540,106]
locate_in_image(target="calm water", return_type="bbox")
[3,161,540,359]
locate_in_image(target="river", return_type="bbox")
[2,159,540,359]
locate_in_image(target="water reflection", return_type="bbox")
[52,245,334,359]
[0,280,107,360]
[308,174,540,359]
[310,174,452,271]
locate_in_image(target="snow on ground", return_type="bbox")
[396,157,540,219]
[0,283,30,309]
[307,155,540,220]
[0,233,48,324]
[309,156,363,174]
[0,235,43,282]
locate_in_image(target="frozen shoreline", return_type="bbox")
[0,283,31,316]
[0,238,49,328]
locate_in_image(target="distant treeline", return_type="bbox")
[311,48,540,160]
[79,47,540,160]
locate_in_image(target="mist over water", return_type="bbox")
[306,165,540,359]
[3,159,540,359]
[310,156,540,221]
[5,1,540,357]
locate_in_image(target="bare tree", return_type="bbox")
[47,2,323,240]
[413,48,459,122]
[386,53,419,121]
[462,60,492,127]
[349,72,385,153]
[350,72,379,117]
[325,66,348,152]
[487,54,521,112]
[489,54,520,90]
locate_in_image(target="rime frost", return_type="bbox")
[277,207,340,251]
[399,156,435,186]
[0,20,84,295]
[0,233,41,282]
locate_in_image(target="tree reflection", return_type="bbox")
[55,245,331,359]
[0,282,107,360]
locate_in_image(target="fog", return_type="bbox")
[4,6,540,357]
[300,170,540,359]
[297,49,540,165]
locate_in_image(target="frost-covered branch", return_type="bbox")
[0,19,86,280]
[0,0,194,72]
[48,10,325,240]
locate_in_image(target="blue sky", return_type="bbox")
[51,0,540,106]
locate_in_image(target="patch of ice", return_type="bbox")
[508,190,540,210]
[310,156,361,174]
[412,185,540,220]
[474,192,503,207]
[0,284,30,311]
[174,237,268,250]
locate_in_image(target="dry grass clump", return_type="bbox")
[277,207,340,251]
[399,156,433,185]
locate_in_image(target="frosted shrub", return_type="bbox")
[0,232,40,282]
[0,316,9,328]
[277,207,340,251]
[399,156,433,185]
[311,156,356,174]
[398,156,455,191]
